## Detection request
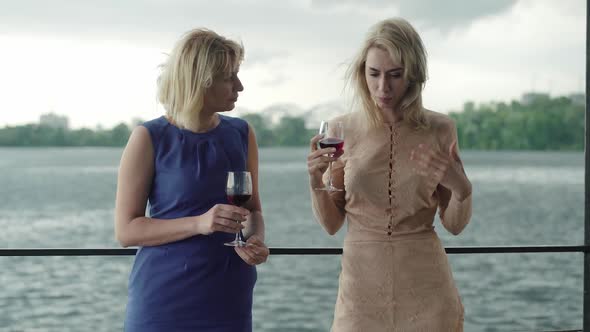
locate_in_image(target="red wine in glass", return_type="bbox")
[227,194,252,207]
[319,138,344,156]
[224,171,252,247]
[315,121,344,191]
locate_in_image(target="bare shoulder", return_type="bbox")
[122,126,154,161]
[128,125,152,147]
[423,109,456,134]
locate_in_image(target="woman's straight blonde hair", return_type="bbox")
[346,18,429,129]
[157,29,243,130]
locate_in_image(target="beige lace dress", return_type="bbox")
[311,110,472,332]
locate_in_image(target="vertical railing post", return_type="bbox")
[585,0,590,330]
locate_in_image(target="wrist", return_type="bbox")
[248,232,265,242]
[191,215,203,235]
[453,181,472,202]
[309,175,324,188]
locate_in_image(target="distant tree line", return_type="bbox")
[0,95,583,150]
[0,123,131,147]
[241,114,317,147]
[450,95,583,151]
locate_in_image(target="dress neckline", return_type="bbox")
[162,115,225,136]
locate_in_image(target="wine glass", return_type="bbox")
[315,121,344,192]
[224,171,252,247]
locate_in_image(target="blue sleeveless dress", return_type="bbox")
[124,115,257,332]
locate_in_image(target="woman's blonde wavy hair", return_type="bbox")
[157,28,243,129]
[346,18,429,129]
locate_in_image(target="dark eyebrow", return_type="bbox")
[368,66,403,73]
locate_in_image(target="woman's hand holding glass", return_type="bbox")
[308,121,344,192]
[307,135,341,189]
[195,204,248,236]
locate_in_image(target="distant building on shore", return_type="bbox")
[520,92,550,105]
[568,92,585,106]
[39,112,69,130]
[520,91,584,106]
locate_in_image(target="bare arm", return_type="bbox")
[411,120,472,235]
[438,123,472,235]
[308,134,346,235]
[114,126,246,247]
[438,185,472,235]
[241,124,265,241]
[234,124,269,266]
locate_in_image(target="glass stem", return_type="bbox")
[234,221,241,243]
[327,161,333,188]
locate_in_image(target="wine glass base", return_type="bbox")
[224,240,248,247]
[314,186,344,192]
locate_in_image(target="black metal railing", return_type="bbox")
[0,245,586,332]
[0,245,588,256]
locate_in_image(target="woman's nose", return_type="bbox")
[378,76,390,93]
[235,77,244,92]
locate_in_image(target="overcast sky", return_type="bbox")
[0,0,585,128]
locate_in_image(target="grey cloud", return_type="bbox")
[0,0,518,65]
[0,0,373,63]
[311,0,517,31]
[399,0,518,31]
[1,0,302,45]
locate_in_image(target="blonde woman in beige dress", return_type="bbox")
[307,18,472,332]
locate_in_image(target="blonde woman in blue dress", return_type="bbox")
[115,28,269,332]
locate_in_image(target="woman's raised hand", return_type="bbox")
[410,141,470,199]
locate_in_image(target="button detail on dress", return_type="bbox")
[386,124,399,237]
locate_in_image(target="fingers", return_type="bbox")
[216,209,248,223]
[213,218,244,233]
[216,225,242,234]
[307,153,338,177]
[309,134,324,152]
[225,205,250,216]
[307,148,336,161]
[235,247,257,265]
[449,140,461,161]
[213,204,249,221]
[309,134,341,159]
[235,242,269,265]
[308,155,335,168]
[245,235,267,249]
[410,144,450,179]
[412,145,448,165]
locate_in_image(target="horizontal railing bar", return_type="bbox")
[446,245,588,254]
[0,245,587,256]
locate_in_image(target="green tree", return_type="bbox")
[275,116,308,146]
[241,113,275,147]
